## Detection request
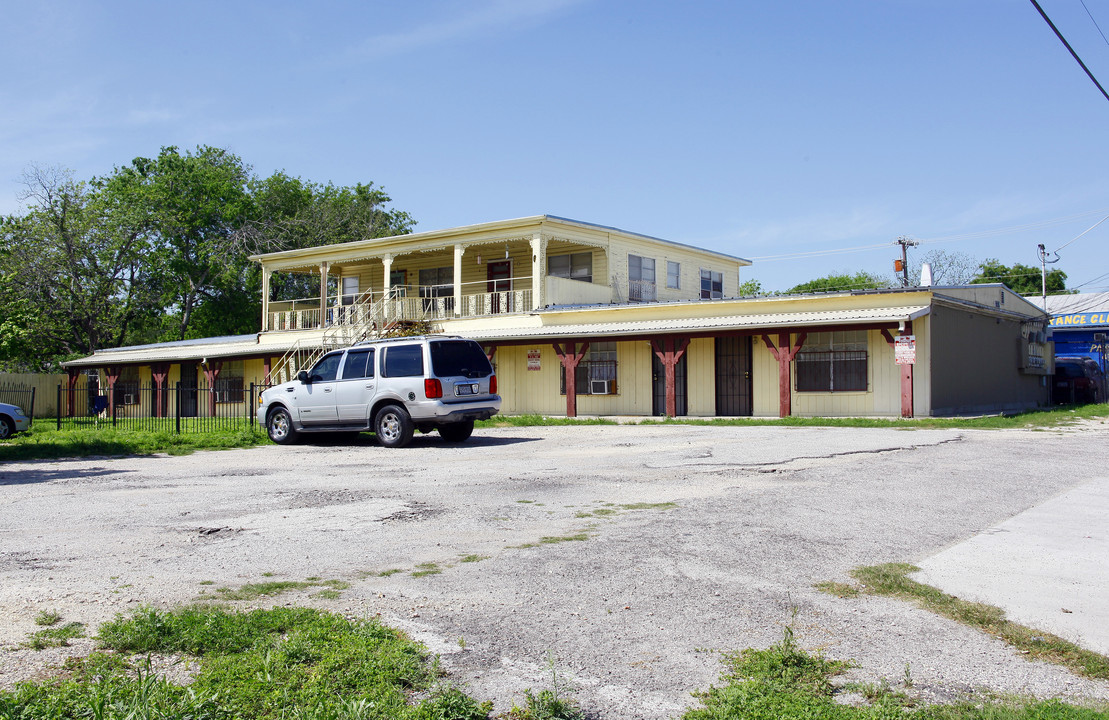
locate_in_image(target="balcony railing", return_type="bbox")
[265,280,535,332]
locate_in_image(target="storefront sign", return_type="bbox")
[527,348,541,371]
[1050,313,1109,327]
[894,336,915,365]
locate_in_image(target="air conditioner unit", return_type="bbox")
[214,391,226,403]
[122,394,136,405]
[590,379,611,395]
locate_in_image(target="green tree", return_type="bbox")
[787,271,890,294]
[0,167,155,370]
[971,258,1066,295]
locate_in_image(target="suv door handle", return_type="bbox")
[324,387,333,393]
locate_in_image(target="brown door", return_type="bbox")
[487,261,512,313]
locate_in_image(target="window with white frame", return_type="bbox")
[341,276,359,305]
[795,331,868,392]
[629,255,656,301]
[389,269,408,297]
[667,261,680,289]
[700,269,723,299]
[560,342,618,395]
[548,251,593,283]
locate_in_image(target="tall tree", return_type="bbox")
[0,167,154,370]
[104,146,255,341]
[971,258,1066,295]
[910,249,979,286]
[787,271,890,294]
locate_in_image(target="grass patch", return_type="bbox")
[459,554,490,563]
[478,405,1109,432]
[34,610,62,626]
[201,578,350,601]
[24,621,85,649]
[312,589,342,600]
[619,501,678,511]
[848,563,1109,680]
[539,533,590,544]
[814,581,860,598]
[1,606,492,719]
[0,422,269,461]
[377,568,405,577]
[411,562,442,577]
[685,625,1108,719]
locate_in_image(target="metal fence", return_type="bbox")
[0,383,36,420]
[56,379,272,433]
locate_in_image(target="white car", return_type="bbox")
[258,335,501,447]
[0,401,30,439]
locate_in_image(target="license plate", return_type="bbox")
[455,383,479,396]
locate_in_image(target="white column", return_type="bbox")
[261,267,272,331]
[318,262,329,327]
[381,254,393,321]
[453,244,465,317]
[530,233,546,310]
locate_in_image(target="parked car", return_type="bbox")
[258,335,501,447]
[0,401,31,439]
[1052,357,1105,404]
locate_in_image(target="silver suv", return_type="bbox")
[258,335,500,447]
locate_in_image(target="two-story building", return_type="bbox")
[63,215,1054,419]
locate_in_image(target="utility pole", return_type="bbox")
[895,236,919,287]
[1037,243,1060,312]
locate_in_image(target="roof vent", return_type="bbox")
[920,263,933,287]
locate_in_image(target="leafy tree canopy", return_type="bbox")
[970,258,1067,296]
[787,271,890,294]
[0,147,413,371]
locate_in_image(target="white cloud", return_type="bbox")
[339,0,587,62]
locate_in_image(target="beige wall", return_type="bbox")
[0,373,67,418]
[929,305,1048,415]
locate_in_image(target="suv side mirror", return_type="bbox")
[297,370,310,384]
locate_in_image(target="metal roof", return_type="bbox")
[62,335,297,367]
[463,306,932,342]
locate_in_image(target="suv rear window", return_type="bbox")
[383,344,424,377]
[430,340,492,379]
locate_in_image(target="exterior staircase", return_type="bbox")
[268,289,408,385]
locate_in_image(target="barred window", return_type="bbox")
[795,331,868,392]
[215,360,245,403]
[116,367,140,405]
[560,342,618,395]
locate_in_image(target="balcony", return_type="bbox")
[265,279,535,333]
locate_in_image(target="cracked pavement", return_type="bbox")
[1,423,1108,717]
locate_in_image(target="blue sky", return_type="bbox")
[3,0,1109,293]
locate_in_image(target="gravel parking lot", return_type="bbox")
[2,423,1108,718]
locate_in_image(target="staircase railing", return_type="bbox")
[269,287,411,384]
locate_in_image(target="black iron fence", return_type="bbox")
[0,383,36,421]
[56,379,273,433]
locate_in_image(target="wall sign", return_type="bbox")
[894,335,916,365]
[527,348,541,371]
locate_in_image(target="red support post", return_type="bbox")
[151,363,170,418]
[65,369,80,418]
[650,336,689,417]
[263,356,272,386]
[202,361,222,417]
[881,324,915,418]
[761,332,806,418]
[553,341,589,417]
[105,365,121,420]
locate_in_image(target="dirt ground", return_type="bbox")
[2,422,1108,718]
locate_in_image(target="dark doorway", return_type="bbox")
[179,362,198,417]
[651,353,687,416]
[487,260,512,313]
[715,336,753,416]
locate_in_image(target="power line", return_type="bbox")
[1079,0,1109,48]
[1029,0,1109,103]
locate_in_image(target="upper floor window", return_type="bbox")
[418,267,453,298]
[700,269,723,299]
[548,252,593,283]
[667,261,680,289]
[629,254,656,302]
[795,331,868,392]
[341,276,359,305]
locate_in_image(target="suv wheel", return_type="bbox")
[438,420,474,443]
[267,407,299,445]
[375,404,414,448]
[0,416,12,440]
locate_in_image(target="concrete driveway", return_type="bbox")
[1,422,1107,718]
